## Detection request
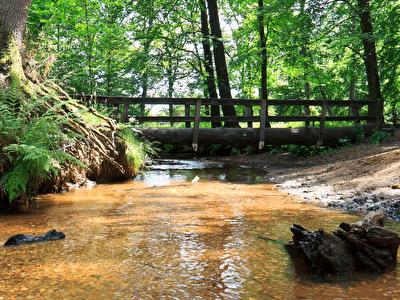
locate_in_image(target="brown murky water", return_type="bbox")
[1,160,400,299]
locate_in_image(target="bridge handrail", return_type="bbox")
[72,95,374,107]
[72,94,382,150]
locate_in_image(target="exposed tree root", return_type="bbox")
[0,39,138,209]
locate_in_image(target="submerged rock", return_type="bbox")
[4,229,66,247]
[285,210,400,276]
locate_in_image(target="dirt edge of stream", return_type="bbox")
[203,128,400,221]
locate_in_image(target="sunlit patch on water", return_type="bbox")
[1,160,400,299]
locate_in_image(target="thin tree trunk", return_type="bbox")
[206,0,239,128]
[140,38,152,117]
[300,0,311,126]
[166,50,175,126]
[200,0,221,127]
[83,0,94,94]
[140,72,148,123]
[349,53,360,121]
[258,0,271,128]
[319,86,333,116]
[356,0,382,118]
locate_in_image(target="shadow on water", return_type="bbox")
[135,159,270,185]
[1,159,400,299]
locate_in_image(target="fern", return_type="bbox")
[0,91,87,205]
[0,164,30,202]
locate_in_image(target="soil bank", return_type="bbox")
[204,128,400,221]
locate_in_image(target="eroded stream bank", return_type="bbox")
[1,159,400,299]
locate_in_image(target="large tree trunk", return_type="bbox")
[206,0,239,128]
[0,0,32,88]
[0,0,31,49]
[356,0,382,117]
[200,0,221,128]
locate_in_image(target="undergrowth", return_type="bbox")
[0,87,156,209]
[369,129,391,145]
[119,125,158,169]
[0,90,86,207]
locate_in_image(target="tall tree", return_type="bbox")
[356,0,382,117]
[200,0,221,127]
[206,0,239,128]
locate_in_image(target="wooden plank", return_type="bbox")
[317,98,328,147]
[325,116,375,122]
[122,100,130,123]
[192,99,201,152]
[72,95,374,108]
[259,99,267,150]
[135,116,195,122]
[134,115,375,124]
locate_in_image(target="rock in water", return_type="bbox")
[285,210,400,276]
[4,229,66,247]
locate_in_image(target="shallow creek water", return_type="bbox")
[1,159,400,299]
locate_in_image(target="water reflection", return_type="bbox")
[0,160,400,299]
[135,159,269,186]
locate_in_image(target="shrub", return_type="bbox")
[369,130,391,146]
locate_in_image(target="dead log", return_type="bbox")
[285,210,400,276]
[138,124,376,147]
[4,229,65,247]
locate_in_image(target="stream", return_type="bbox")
[1,159,400,299]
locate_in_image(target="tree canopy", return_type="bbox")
[24,0,399,120]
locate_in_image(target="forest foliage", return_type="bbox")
[26,0,400,121]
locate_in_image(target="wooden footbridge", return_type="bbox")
[74,95,383,151]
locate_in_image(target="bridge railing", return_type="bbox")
[72,95,382,150]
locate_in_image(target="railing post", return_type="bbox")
[122,100,130,123]
[192,99,201,152]
[185,104,191,128]
[317,98,328,148]
[259,99,267,150]
[169,99,174,126]
[376,98,383,131]
[246,105,253,128]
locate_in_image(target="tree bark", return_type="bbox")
[0,0,32,50]
[206,0,239,128]
[356,0,382,117]
[0,0,32,89]
[200,0,221,128]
